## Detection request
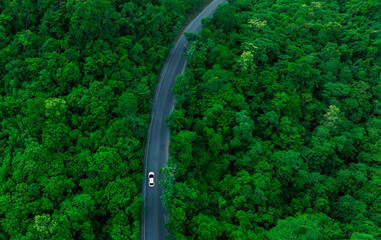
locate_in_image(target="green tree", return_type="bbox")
[88,146,122,182]
[334,195,367,223]
[114,92,138,117]
[267,213,343,239]
[191,214,223,239]
[61,194,95,239]
[103,176,138,214]
[42,123,70,152]
[170,130,196,175]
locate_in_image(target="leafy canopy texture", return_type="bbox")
[0,0,206,239]
[164,0,381,239]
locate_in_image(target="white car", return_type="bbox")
[148,172,155,187]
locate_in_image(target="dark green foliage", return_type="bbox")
[0,0,207,239]
[164,0,381,239]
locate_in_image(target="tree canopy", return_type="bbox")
[0,0,207,238]
[164,0,381,239]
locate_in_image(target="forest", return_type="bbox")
[164,0,381,239]
[0,0,206,239]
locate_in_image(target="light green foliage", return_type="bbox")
[45,98,67,122]
[238,51,255,72]
[324,105,341,128]
[249,17,267,31]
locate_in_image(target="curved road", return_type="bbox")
[142,0,226,239]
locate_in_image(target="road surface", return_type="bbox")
[142,0,226,239]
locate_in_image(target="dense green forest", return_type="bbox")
[0,0,207,238]
[165,0,381,239]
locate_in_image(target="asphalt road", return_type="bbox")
[142,0,226,239]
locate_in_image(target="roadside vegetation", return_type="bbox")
[164,0,381,239]
[0,0,206,239]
